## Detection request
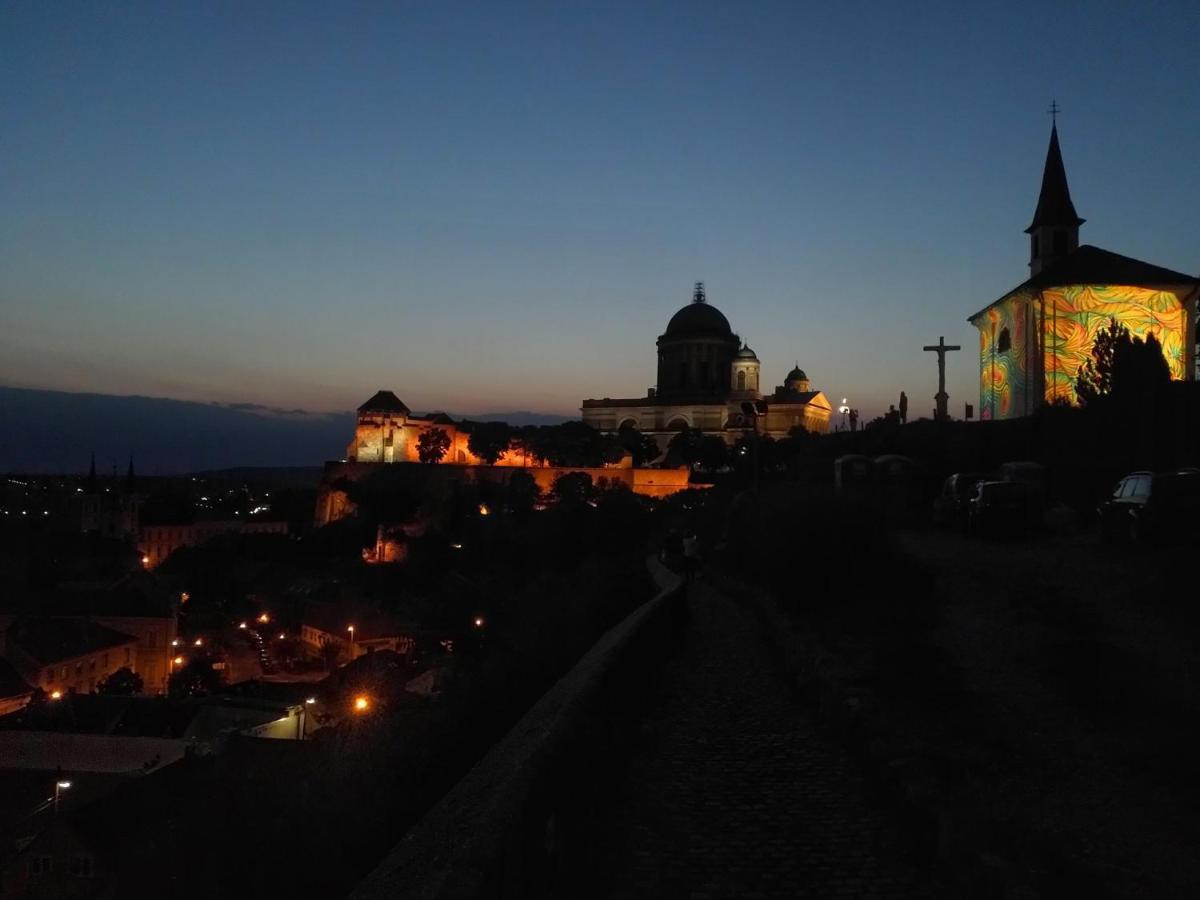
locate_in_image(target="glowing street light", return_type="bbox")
[171,639,180,647]
[49,690,62,701]
[353,694,370,713]
[141,555,150,567]
[173,656,184,666]
[238,622,247,630]
[473,616,485,628]
[193,638,203,647]
[257,613,270,624]
[478,503,490,516]
[54,780,71,813]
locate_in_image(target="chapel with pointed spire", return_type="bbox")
[968,118,1200,419]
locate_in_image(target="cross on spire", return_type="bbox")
[1047,99,1060,124]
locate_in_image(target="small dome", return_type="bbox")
[786,365,808,382]
[736,343,759,360]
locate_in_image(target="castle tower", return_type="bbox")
[1026,123,1084,275]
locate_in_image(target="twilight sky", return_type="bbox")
[3,1,1198,422]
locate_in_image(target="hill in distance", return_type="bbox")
[0,386,569,475]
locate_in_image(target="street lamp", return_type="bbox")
[49,690,62,701]
[54,780,71,814]
[353,694,370,714]
[347,625,355,661]
[473,616,485,628]
[300,697,316,740]
[838,398,850,431]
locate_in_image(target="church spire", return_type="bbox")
[1026,121,1084,275]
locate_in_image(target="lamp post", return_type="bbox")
[839,398,850,431]
[54,780,71,815]
[300,697,316,740]
[346,625,355,662]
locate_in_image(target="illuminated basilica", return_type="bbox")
[969,124,1200,419]
[582,283,832,444]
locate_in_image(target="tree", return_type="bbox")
[617,424,662,467]
[506,469,539,516]
[552,471,595,507]
[467,421,513,465]
[417,427,451,463]
[696,435,730,471]
[168,659,223,699]
[1075,318,1124,405]
[97,666,143,696]
[1076,319,1172,405]
[666,427,704,466]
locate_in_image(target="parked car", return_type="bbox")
[1098,470,1200,544]
[933,472,989,529]
[967,480,1032,536]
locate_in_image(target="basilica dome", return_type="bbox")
[662,282,734,339]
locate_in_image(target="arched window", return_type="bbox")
[997,327,1011,354]
[666,417,689,432]
[737,370,746,391]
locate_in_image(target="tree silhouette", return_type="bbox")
[467,421,512,465]
[617,423,661,467]
[417,427,451,464]
[97,666,143,696]
[1076,318,1171,405]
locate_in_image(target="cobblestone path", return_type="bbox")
[583,578,918,899]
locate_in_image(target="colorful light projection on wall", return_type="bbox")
[978,284,1188,419]
[1042,285,1186,403]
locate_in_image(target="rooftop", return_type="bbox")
[970,244,1200,322]
[358,390,411,415]
[8,618,138,667]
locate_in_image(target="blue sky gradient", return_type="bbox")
[3,1,1197,421]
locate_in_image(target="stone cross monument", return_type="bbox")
[923,336,961,421]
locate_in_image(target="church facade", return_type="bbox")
[969,124,1200,419]
[582,284,832,443]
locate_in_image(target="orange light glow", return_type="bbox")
[258,613,270,624]
[141,555,150,566]
[353,695,370,713]
[173,656,184,666]
[478,504,490,516]
[193,638,203,647]
[49,690,62,700]
[473,616,485,628]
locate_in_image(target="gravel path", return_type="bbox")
[583,577,918,899]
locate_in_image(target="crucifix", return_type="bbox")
[923,335,960,421]
[1047,99,1060,124]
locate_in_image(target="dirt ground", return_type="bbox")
[871,529,1200,896]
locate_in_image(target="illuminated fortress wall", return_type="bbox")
[978,284,1191,419]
